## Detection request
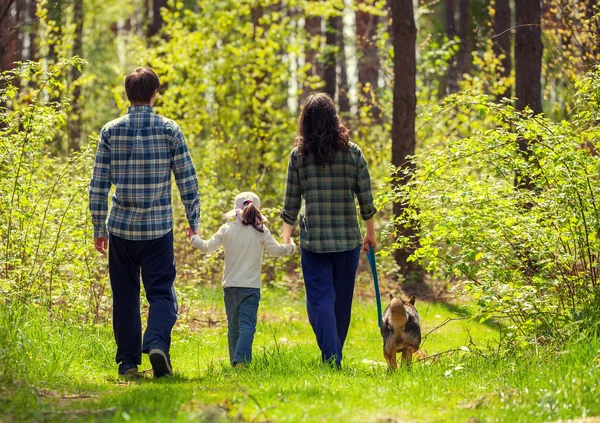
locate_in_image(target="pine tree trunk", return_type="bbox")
[391,0,423,282]
[333,13,350,113]
[0,0,18,71]
[301,13,323,105]
[324,16,337,100]
[444,0,458,95]
[493,0,512,101]
[147,0,166,38]
[69,0,83,152]
[47,0,62,64]
[456,0,470,79]
[515,0,542,191]
[356,0,380,121]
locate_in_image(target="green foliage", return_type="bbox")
[0,59,105,319]
[383,70,600,346]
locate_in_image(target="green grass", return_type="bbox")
[1,287,599,422]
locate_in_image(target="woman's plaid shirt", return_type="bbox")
[89,105,200,240]
[281,142,376,253]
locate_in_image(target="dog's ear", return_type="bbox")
[409,296,416,305]
[389,293,394,301]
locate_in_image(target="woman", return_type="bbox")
[281,92,377,367]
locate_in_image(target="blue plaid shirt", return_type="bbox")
[89,105,200,240]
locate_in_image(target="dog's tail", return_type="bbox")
[389,296,408,329]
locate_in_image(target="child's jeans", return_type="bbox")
[223,287,260,365]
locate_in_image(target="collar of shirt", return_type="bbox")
[127,105,153,114]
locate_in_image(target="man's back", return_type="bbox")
[90,105,199,241]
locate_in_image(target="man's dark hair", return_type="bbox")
[124,67,160,104]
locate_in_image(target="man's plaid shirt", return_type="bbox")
[281,142,376,253]
[89,105,200,240]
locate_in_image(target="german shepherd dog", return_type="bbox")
[381,294,421,371]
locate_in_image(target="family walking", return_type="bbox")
[89,67,377,378]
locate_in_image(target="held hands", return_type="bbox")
[186,228,200,239]
[94,237,108,256]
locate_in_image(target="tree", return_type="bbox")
[445,0,458,95]
[301,11,323,104]
[0,0,18,71]
[69,0,84,151]
[515,0,542,191]
[147,0,167,38]
[456,0,470,78]
[492,0,512,101]
[334,13,350,114]
[356,0,380,121]
[47,0,62,64]
[390,0,423,282]
[324,15,337,100]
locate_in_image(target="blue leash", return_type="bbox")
[366,245,382,328]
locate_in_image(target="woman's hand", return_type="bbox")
[186,228,199,239]
[362,217,376,253]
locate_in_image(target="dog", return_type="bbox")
[381,294,421,371]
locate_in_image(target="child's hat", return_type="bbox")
[224,192,266,221]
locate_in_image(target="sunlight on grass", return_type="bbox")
[1,288,598,422]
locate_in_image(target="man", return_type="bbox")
[89,67,200,378]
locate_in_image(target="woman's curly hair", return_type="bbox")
[295,93,350,166]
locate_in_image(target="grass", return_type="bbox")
[0,286,599,422]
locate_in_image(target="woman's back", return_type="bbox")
[282,142,375,253]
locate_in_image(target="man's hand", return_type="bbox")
[94,237,108,256]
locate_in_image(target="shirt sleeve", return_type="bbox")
[189,225,226,254]
[355,146,377,221]
[89,127,111,239]
[262,227,296,257]
[280,149,301,225]
[171,125,201,232]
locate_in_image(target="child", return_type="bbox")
[187,192,296,366]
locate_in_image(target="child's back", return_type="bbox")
[190,219,295,288]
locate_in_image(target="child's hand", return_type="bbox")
[284,237,294,245]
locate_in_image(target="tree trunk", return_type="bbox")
[356,0,380,121]
[456,0,470,79]
[146,0,167,38]
[47,0,62,64]
[493,0,512,101]
[69,0,83,152]
[391,0,423,282]
[445,0,458,95]
[333,13,350,113]
[301,13,323,105]
[324,16,337,100]
[515,0,542,191]
[0,0,18,71]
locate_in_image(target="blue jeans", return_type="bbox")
[108,231,178,366]
[223,287,260,365]
[301,246,361,366]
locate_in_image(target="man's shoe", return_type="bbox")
[149,349,172,378]
[118,363,139,378]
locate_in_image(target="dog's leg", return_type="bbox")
[401,349,413,368]
[383,343,397,372]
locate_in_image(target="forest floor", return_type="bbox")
[1,286,599,422]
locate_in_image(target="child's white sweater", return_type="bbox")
[190,220,296,289]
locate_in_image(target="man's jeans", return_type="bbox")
[223,287,260,365]
[108,230,178,366]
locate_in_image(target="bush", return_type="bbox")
[0,59,107,320]
[385,70,600,346]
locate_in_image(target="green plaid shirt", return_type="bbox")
[281,142,376,253]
